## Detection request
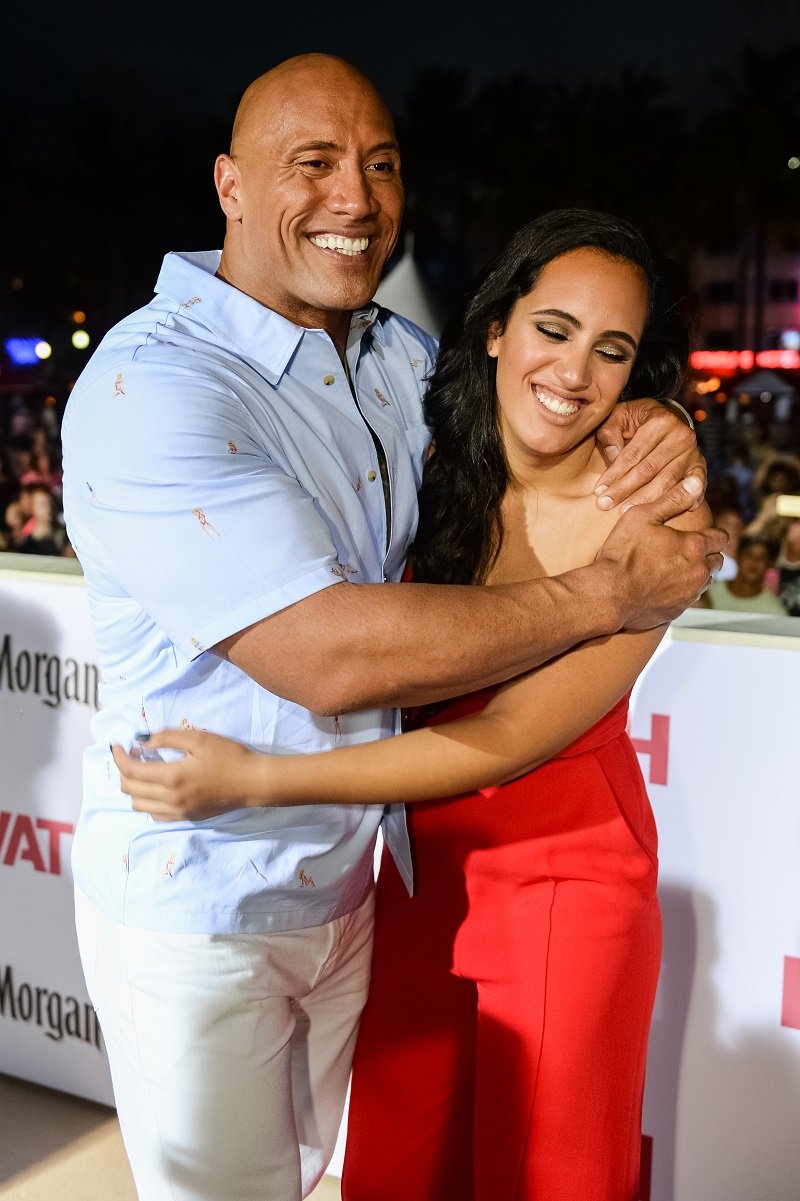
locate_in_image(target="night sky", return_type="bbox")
[8,0,797,118]
[3,0,799,344]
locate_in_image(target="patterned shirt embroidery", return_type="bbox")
[330,562,357,580]
[192,507,220,537]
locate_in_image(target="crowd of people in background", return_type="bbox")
[704,440,800,616]
[0,394,72,558]
[1,389,800,618]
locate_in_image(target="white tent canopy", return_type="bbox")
[374,236,442,339]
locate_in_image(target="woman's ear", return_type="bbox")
[486,322,502,359]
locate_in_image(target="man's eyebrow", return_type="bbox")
[293,141,339,153]
[291,140,400,155]
[532,308,639,351]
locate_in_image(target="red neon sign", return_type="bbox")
[690,349,800,371]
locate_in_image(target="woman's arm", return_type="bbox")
[115,504,710,823]
[113,625,661,820]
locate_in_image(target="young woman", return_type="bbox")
[114,209,709,1201]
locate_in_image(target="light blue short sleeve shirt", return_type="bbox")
[62,251,437,934]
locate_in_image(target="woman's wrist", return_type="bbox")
[248,749,279,808]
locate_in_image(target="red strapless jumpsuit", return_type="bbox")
[342,691,661,1201]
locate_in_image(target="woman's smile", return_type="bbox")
[531,383,586,419]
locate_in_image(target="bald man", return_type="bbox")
[62,54,722,1201]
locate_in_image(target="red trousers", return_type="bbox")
[342,696,661,1201]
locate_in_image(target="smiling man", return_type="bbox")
[61,54,724,1201]
[214,59,404,346]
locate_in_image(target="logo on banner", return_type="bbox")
[0,811,74,874]
[0,632,98,710]
[629,713,670,786]
[782,957,800,1030]
[0,963,102,1050]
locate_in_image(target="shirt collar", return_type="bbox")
[155,251,384,382]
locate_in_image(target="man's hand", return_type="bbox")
[595,398,705,511]
[597,476,727,630]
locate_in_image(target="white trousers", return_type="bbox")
[74,888,374,1201]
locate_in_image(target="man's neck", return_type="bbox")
[215,258,352,359]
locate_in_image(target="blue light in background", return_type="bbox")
[5,338,42,366]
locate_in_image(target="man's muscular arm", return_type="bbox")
[215,477,726,715]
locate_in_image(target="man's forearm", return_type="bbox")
[216,563,624,715]
[217,481,724,715]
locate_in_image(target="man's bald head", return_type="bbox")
[230,55,394,157]
[214,54,404,351]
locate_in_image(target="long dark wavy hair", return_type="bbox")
[411,208,690,585]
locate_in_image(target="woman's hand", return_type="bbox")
[112,730,267,822]
[594,398,705,510]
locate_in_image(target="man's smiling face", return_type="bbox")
[216,57,404,345]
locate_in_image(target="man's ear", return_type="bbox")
[214,155,243,221]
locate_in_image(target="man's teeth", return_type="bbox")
[535,386,581,416]
[310,235,370,256]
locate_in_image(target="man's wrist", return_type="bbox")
[590,559,628,632]
[558,559,626,640]
[657,396,695,431]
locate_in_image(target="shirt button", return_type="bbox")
[323,374,335,386]
[367,470,377,482]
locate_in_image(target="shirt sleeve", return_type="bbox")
[63,353,343,661]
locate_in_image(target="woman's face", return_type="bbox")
[715,509,744,551]
[487,248,649,467]
[737,542,770,586]
[30,490,53,522]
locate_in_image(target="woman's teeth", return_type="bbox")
[534,386,581,416]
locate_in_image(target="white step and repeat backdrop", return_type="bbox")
[632,615,800,1201]
[1,564,799,1198]
[0,560,113,1104]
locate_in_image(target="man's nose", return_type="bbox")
[326,163,378,218]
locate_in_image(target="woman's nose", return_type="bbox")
[554,344,591,390]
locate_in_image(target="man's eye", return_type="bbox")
[301,159,329,170]
[367,161,395,174]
